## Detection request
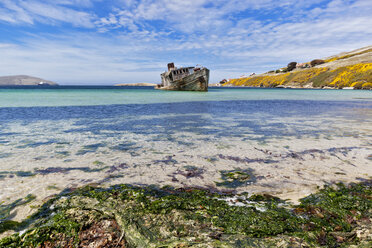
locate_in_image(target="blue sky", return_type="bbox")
[0,0,371,85]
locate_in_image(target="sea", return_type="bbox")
[0,86,372,212]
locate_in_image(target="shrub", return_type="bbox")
[227,63,372,88]
[351,82,364,89]
[287,62,297,71]
[310,59,325,67]
[362,82,372,89]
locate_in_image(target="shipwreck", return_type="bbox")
[156,63,209,91]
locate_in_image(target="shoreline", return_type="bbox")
[1,179,371,247]
[0,87,371,246]
[1,133,371,233]
[218,84,372,90]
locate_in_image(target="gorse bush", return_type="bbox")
[362,82,372,89]
[227,63,372,88]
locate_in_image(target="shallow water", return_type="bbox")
[0,86,371,221]
[0,86,372,107]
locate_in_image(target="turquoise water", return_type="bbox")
[0,86,371,206]
[0,86,371,107]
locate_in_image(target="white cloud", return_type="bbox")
[0,43,16,48]
[0,0,34,24]
[0,0,371,84]
[0,0,96,27]
[98,0,332,33]
[0,34,168,84]
[20,1,96,27]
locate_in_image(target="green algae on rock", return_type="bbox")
[216,169,256,188]
[0,180,371,247]
[0,194,36,233]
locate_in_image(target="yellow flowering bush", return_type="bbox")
[362,82,372,89]
[228,73,290,87]
[350,82,364,88]
[287,68,328,85]
[328,63,372,88]
[227,63,372,88]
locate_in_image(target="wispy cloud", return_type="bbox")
[21,1,95,27]
[0,0,371,84]
[0,34,167,84]
[0,0,96,27]
[0,0,34,24]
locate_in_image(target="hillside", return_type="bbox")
[0,75,58,86]
[224,46,372,89]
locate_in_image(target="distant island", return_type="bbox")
[115,83,157,87]
[0,75,58,86]
[223,45,372,89]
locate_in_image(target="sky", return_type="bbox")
[0,0,371,85]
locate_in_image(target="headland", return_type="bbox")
[223,46,372,89]
[0,75,58,86]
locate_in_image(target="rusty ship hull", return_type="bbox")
[157,64,209,91]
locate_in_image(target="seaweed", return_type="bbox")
[0,171,35,178]
[16,140,56,149]
[173,166,205,179]
[15,171,35,177]
[216,169,256,188]
[294,181,372,246]
[93,160,104,166]
[0,194,36,233]
[111,142,140,152]
[154,155,178,165]
[218,154,278,164]
[55,151,70,157]
[46,185,60,190]
[0,181,371,247]
[34,166,107,175]
[76,143,105,155]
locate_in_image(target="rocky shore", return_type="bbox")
[223,46,372,89]
[0,180,371,247]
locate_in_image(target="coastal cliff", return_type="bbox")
[0,75,58,86]
[224,46,372,89]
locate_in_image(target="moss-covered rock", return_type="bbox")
[1,180,371,247]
